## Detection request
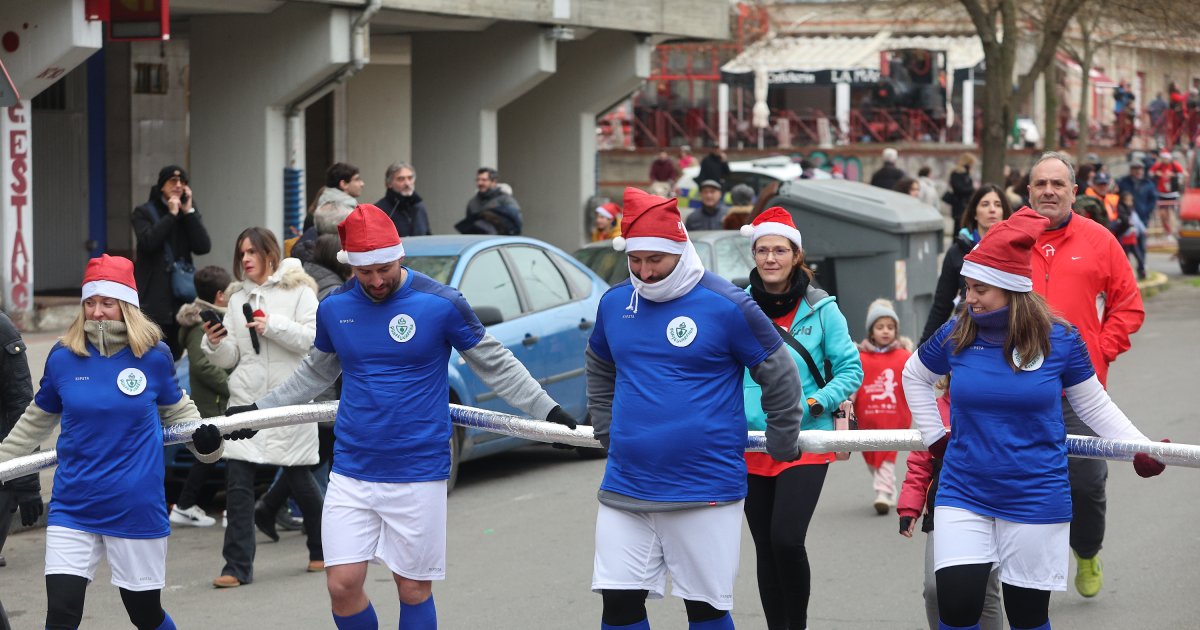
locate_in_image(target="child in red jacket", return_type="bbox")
[853,299,913,514]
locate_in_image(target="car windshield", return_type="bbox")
[573,246,629,285]
[403,255,458,284]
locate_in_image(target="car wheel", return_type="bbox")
[448,425,463,492]
[1180,257,1200,275]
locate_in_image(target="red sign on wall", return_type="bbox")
[109,0,170,42]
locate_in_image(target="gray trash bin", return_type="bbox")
[771,179,944,341]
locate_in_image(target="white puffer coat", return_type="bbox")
[202,258,319,466]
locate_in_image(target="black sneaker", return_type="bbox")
[275,507,303,532]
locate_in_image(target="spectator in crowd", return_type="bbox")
[894,177,921,198]
[870,147,907,191]
[0,254,226,630]
[1149,150,1184,235]
[696,150,732,189]
[592,202,622,242]
[1147,92,1167,130]
[1003,167,1025,209]
[1112,190,1146,280]
[678,145,697,170]
[740,208,863,630]
[1026,151,1146,599]
[169,265,235,528]
[293,196,356,264]
[921,184,1014,345]
[458,167,523,235]
[0,310,36,569]
[686,180,728,230]
[854,299,913,514]
[917,166,941,208]
[1117,161,1157,273]
[132,165,213,360]
[799,159,819,180]
[945,153,977,228]
[374,162,431,238]
[649,151,680,188]
[294,164,364,260]
[722,184,755,229]
[202,227,323,588]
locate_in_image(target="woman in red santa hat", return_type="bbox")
[0,254,227,629]
[738,207,863,630]
[902,208,1168,630]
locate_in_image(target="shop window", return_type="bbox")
[134,63,168,94]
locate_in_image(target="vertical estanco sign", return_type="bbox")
[0,99,32,315]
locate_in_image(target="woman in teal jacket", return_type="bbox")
[741,208,863,630]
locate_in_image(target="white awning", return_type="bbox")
[721,34,985,86]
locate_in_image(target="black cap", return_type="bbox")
[156,165,188,189]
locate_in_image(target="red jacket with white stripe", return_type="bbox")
[1031,211,1144,387]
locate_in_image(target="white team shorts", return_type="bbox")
[44,526,168,591]
[321,472,447,581]
[933,506,1070,591]
[592,501,744,610]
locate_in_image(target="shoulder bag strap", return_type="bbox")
[774,323,827,389]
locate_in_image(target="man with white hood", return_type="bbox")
[585,188,806,630]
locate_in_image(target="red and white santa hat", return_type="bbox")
[81,254,139,307]
[612,188,687,253]
[961,207,1050,293]
[336,204,405,265]
[740,206,802,250]
[595,202,619,221]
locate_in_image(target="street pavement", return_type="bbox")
[2,252,1198,628]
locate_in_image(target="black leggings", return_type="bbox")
[744,464,828,630]
[936,563,1051,629]
[600,590,725,625]
[46,574,166,629]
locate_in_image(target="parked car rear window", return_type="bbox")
[573,246,628,286]
[404,255,457,284]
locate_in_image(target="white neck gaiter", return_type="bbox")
[626,240,705,313]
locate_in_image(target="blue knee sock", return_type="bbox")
[333,602,378,630]
[938,621,980,630]
[399,595,436,630]
[601,620,651,630]
[154,611,177,630]
[688,612,734,630]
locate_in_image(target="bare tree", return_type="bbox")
[1059,10,1104,161]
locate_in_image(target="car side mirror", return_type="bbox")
[474,305,504,327]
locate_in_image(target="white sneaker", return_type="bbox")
[170,504,216,527]
[873,492,891,515]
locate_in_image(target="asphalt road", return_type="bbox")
[2,252,1198,629]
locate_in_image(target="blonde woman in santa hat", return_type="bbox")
[588,190,806,630]
[202,226,323,588]
[591,201,622,242]
[0,254,227,630]
[738,207,863,630]
[902,208,1167,630]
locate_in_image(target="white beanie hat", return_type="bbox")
[865,298,899,337]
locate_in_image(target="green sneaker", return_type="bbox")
[1074,550,1103,597]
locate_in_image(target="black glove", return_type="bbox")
[12,490,43,527]
[899,515,915,535]
[223,403,259,440]
[545,405,577,430]
[191,423,222,455]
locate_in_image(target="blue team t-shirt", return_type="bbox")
[918,320,1095,523]
[588,272,782,503]
[315,269,484,483]
[35,341,182,538]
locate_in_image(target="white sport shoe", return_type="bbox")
[873,492,891,515]
[170,504,216,527]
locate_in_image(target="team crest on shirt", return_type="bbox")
[116,368,147,396]
[388,314,417,342]
[1012,348,1044,371]
[666,316,698,347]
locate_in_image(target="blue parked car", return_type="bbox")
[402,235,608,488]
[164,234,607,496]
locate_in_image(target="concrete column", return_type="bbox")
[499,30,650,249]
[345,35,412,203]
[411,23,556,234]
[190,3,351,267]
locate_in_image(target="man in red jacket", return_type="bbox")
[1026,151,1145,599]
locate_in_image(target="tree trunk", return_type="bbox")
[1044,61,1059,151]
[981,70,1009,186]
[1076,47,1094,164]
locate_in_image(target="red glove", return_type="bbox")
[253,309,266,319]
[927,433,950,459]
[1133,438,1169,478]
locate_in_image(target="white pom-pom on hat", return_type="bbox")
[337,250,350,264]
[739,224,755,238]
[612,236,627,251]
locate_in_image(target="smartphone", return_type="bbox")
[200,309,224,334]
[180,192,190,205]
